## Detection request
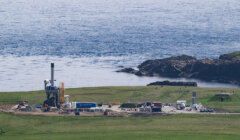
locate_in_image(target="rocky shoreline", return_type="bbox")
[147,81,197,87]
[117,51,240,85]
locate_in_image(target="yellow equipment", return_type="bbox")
[59,82,65,104]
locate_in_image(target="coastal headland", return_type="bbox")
[117,51,240,85]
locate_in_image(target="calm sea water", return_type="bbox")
[0,0,240,91]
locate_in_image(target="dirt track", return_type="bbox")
[0,104,17,110]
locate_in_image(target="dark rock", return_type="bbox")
[135,71,144,76]
[117,51,240,85]
[147,80,197,87]
[138,55,197,78]
[116,68,138,74]
[118,65,124,68]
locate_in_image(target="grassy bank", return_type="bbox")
[1,86,240,112]
[0,111,240,140]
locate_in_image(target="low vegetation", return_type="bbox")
[228,51,240,60]
[220,51,240,60]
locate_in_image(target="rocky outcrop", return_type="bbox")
[117,51,240,85]
[116,68,138,74]
[147,81,197,87]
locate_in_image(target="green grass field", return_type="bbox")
[0,112,240,140]
[1,86,240,112]
[1,86,240,140]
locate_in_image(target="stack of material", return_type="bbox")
[89,108,104,112]
[139,107,151,112]
[177,100,186,110]
[137,103,145,108]
[120,103,136,108]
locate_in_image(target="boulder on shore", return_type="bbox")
[116,68,138,74]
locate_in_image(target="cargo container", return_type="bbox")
[120,103,136,108]
[152,107,161,112]
[76,102,97,108]
[139,107,151,112]
[152,102,162,107]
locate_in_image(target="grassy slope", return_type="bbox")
[1,86,240,112]
[0,112,240,140]
[229,51,240,59]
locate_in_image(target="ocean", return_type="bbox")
[0,0,240,91]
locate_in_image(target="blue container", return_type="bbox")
[76,103,97,108]
[152,107,161,112]
[146,102,151,106]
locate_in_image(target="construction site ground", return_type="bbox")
[1,104,235,117]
